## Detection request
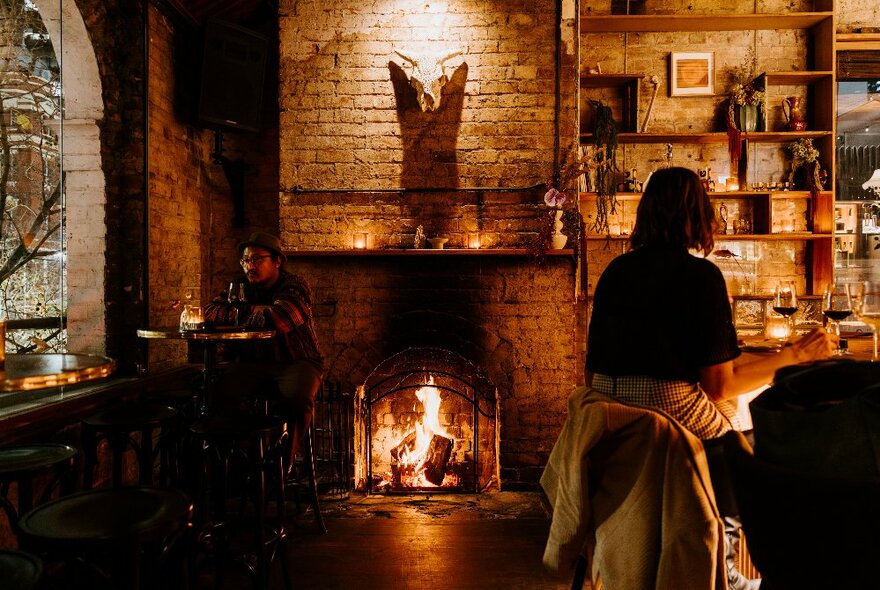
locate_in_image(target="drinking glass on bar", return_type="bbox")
[773,281,798,343]
[853,281,880,361]
[822,282,852,355]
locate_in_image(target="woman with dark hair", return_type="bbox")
[585,167,835,590]
[586,166,834,438]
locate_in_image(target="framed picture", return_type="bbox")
[669,52,714,96]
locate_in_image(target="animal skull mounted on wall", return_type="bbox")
[393,49,463,112]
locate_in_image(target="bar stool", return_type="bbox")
[142,388,202,489]
[189,414,291,590]
[0,549,43,590]
[81,402,179,488]
[17,486,191,590]
[0,443,77,528]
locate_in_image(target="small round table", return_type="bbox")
[137,327,274,413]
[1,354,116,392]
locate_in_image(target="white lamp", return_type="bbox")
[862,169,880,192]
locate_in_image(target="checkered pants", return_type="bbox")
[592,373,739,440]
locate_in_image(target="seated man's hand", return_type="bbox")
[204,302,237,326]
[242,305,269,329]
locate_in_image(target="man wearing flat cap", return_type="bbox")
[206,232,324,465]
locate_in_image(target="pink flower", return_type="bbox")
[543,188,566,208]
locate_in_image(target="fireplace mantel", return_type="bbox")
[284,248,574,257]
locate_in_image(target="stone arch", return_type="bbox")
[34,0,106,353]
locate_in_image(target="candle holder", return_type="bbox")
[764,313,791,344]
[467,232,481,249]
[353,232,368,249]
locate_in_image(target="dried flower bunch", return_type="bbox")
[788,137,820,163]
[788,138,823,193]
[729,48,765,106]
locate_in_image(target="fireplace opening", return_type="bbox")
[354,347,498,493]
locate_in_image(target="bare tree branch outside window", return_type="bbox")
[1,0,65,353]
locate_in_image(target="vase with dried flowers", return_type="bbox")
[726,50,765,165]
[788,137,824,198]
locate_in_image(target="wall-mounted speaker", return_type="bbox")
[197,19,268,133]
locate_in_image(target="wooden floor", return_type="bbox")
[268,492,577,590]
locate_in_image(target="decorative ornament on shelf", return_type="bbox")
[787,138,824,198]
[544,187,568,250]
[726,49,765,166]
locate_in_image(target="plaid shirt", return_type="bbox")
[591,373,739,440]
[217,270,324,370]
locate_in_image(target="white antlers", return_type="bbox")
[393,49,463,112]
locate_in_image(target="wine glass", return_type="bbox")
[822,282,852,355]
[227,282,246,325]
[853,281,880,361]
[773,281,798,342]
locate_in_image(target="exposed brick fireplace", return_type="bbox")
[287,251,583,489]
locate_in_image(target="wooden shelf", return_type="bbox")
[760,71,833,85]
[580,73,646,88]
[580,13,833,33]
[587,233,833,241]
[284,248,574,257]
[579,130,832,144]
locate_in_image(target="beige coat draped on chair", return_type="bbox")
[541,387,727,590]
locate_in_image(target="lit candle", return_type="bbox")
[467,231,481,249]
[353,232,368,249]
[765,316,791,341]
[726,178,740,192]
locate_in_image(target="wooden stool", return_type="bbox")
[81,402,179,488]
[0,443,77,528]
[189,414,291,590]
[17,486,191,590]
[0,549,43,590]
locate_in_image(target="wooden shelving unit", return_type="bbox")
[579,5,836,296]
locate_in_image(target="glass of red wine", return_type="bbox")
[773,281,798,343]
[823,282,852,355]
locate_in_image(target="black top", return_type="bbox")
[586,243,740,382]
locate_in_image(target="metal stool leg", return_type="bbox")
[303,429,326,534]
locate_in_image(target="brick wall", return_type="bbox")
[146,6,280,370]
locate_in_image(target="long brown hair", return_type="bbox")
[629,167,717,256]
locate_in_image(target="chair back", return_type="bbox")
[722,430,880,589]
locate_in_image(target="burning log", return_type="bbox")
[422,434,453,485]
[391,431,454,487]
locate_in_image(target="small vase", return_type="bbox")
[551,209,568,249]
[735,104,758,133]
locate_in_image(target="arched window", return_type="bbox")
[1,0,105,354]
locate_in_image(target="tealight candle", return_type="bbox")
[467,231,481,249]
[353,232,368,249]
[726,178,740,192]
[765,316,791,341]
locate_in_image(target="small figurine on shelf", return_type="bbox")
[414,225,425,249]
[699,168,710,192]
[629,168,642,193]
[717,202,729,235]
[707,168,716,193]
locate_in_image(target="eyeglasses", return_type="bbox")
[239,254,273,267]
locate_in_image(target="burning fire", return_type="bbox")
[391,377,460,488]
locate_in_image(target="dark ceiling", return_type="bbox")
[158,0,276,27]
